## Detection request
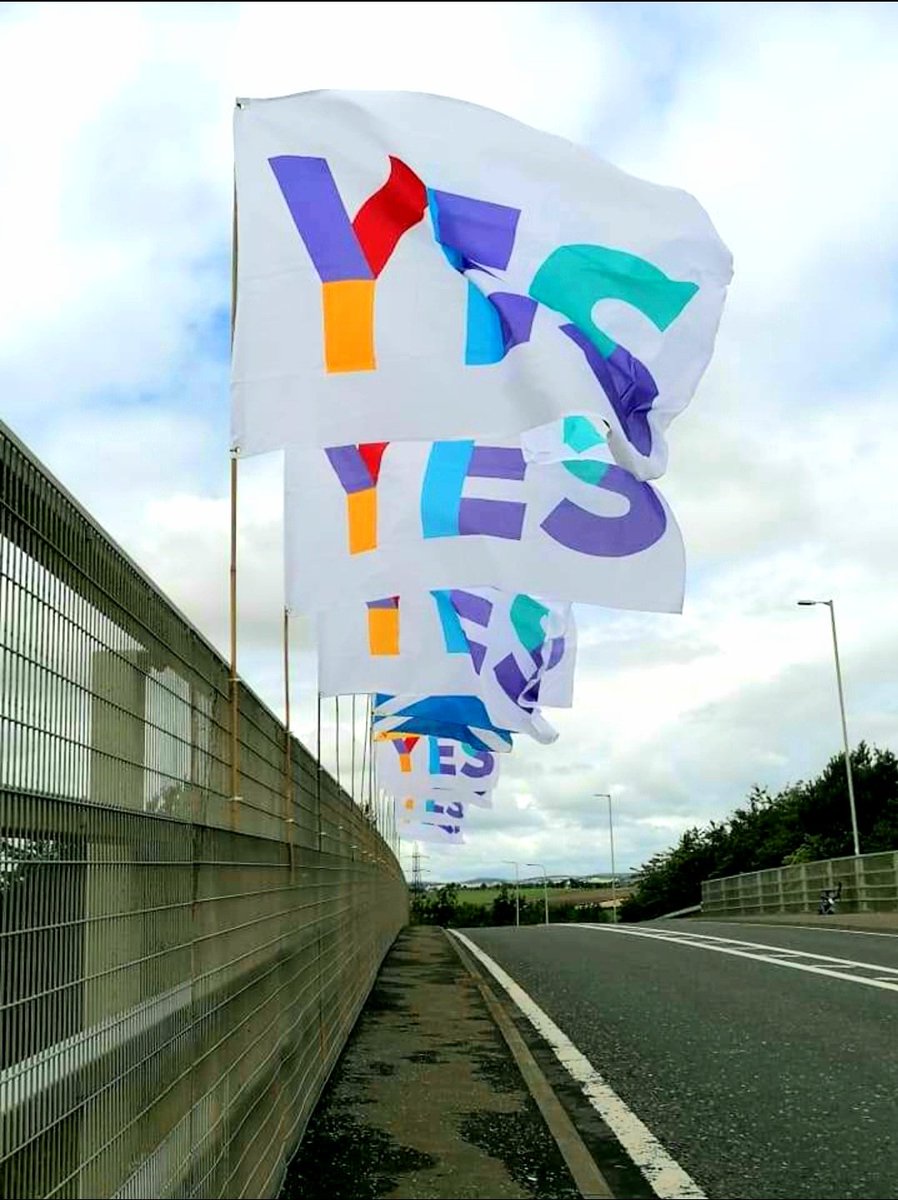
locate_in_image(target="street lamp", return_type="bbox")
[502,860,520,927]
[595,793,618,923]
[526,862,550,925]
[797,599,860,856]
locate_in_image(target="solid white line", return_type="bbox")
[449,930,706,1200]
[574,926,898,993]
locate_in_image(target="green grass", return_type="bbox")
[452,885,623,910]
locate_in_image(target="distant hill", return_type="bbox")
[447,872,642,888]
[421,872,642,890]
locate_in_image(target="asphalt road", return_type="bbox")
[465,920,898,1200]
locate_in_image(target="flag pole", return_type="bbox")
[335,696,341,793]
[229,452,239,822]
[283,607,295,869]
[359,698,369,815]
[361,695,371,820]
[316,689,323,851]
[367,695,375,822]
[228,173,241,826]
[351,694,357,804]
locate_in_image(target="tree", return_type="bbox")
[620,743,898,922]
[491,884,518,925]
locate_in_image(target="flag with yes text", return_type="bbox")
[376,736,500,798]
[285,417,684,614]
[232,90,731,479]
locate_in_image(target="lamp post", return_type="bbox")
[595,793,617,922]
[526,862,550,925]
[797,599,860,856]
[503,860,520,927]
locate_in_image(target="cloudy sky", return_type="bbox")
[3,1,897,884]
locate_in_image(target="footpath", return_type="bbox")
[280,927,605,1200]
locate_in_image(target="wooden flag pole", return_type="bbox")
[367,695,375,822]
[335,696,341,792]
[229,453,239,823]
[283,608,295,869]
[351,694,357,804]
[359,698,369,816]
[316,690,323,851]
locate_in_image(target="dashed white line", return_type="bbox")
[693,921,898,940]
[449,929,706,1200]
[634,928,898,975]
[573,925,898,993]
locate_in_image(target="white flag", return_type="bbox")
[397,817,465,845]
[319,588,576,705]
[395,795,472,843]
[232,90,731,478]
[456,790,492,810]
[377,735,500,797]
[392,786,493,811]
[374,691,557,745]
[318,587,576,733]
[373,700,514,753]
[285,423,684,613]
[395,794,467,825]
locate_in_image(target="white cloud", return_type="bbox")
[2,1,896,883]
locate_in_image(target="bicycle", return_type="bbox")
[818,881,843,915]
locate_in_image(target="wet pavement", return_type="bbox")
[280,927,580,1200]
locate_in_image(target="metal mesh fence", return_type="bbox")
[0,420,408,1198]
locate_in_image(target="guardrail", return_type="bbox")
[701,850,898,918]
[0,419,408,1199]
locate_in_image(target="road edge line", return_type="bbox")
[448,930,706,1200]
[447,929,614,1200]
[696,920,898,939]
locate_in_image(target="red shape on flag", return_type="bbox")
[359,442,389,483]
[353,156,427,277]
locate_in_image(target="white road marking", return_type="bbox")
[449,930,706,1200]
[624,927,898,975]
[573,925,898,993]
[694,920,898,940]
